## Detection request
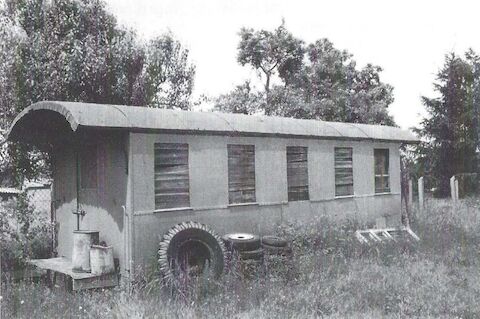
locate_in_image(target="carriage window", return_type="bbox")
[287,146,309,201]
[80,144,97,189]
[154,143,190,209]
[335,147,354,196]
[228,144,256,204]
[374,149,390,193]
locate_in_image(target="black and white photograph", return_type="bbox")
[0,0,479,318]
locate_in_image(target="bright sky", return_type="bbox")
[105,0,480,129]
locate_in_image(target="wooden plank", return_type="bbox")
[335,173,354,185]
[404,227,420,241]
[229,186,255,192]
[73,272,118,291]
[228,144,256,203]
[229,190,256,204]
[287,146,309,201]
[28,257,91,279]
[155,195,190,209]
[335,185,353,196]
[382,230,395,241]
[355,231,369,244]
[382,230,395,240]
[154,143,190,209]
[356,227,420,244]
[334,147,353,196]
[368,230,382,241]
[155,181,189,191]
[28,257,114,281]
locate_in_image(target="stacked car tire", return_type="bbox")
[261,235,292,256]
[222,233,264,276]
[222,233,263,261]
[261,235,295,280]
[157,223,296,283]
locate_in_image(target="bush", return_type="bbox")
[1,192,53,275]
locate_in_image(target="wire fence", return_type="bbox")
[406,173,480,222]
[25,186,51,217]
[454,173,479,198]
[0,185,52,233]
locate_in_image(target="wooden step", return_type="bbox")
[28,257,118,291]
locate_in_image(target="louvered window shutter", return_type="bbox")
[287,146,309,201]
[228,144,256,204]
[335,147,354,196]
[154,143,190,209]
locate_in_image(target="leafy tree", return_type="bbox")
[264,85,313,118]
[415,52,478,197]
[348,64,395,125]
[237,21,304,104]
[144,33,195,110]
[277,39,394,124]
[214,81,264,114]
[466,49,480,158]
[222,30,395,126]
[0,0,195,186]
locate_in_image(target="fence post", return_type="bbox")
[455,178,459,201]
[408,179,413,210]
[0,240,2,318]
[450,175,460,214]
[418,177,424,213]
[450,175,458,204]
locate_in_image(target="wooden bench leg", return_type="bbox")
[44,270,53,288]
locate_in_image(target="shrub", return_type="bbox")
[1,192,53,275]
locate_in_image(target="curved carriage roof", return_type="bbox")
[7,101,418,143]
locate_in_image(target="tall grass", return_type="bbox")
[2,198,480,318]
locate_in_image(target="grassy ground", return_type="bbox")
[2,198,480,318]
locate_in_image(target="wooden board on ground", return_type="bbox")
[355,226,420,244]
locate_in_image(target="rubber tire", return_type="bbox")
[261,235,288,247]
[222,233,261,251]
[262,243,293,256]
[158,221,226,281]
[239,248,264,261]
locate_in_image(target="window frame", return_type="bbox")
[286,146,309,201]
[374,148,390,194]
[154,142,190,210]
[334,147,354,197]
[227,144,256,204]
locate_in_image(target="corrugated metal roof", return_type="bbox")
[8,101,418,143]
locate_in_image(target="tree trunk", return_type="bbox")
[265,73,271,114]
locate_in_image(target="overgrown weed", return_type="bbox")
[3,198,480,318]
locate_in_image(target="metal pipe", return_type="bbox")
[122,205,129,280]
[128,134,135,284]
[75,146,81,230]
